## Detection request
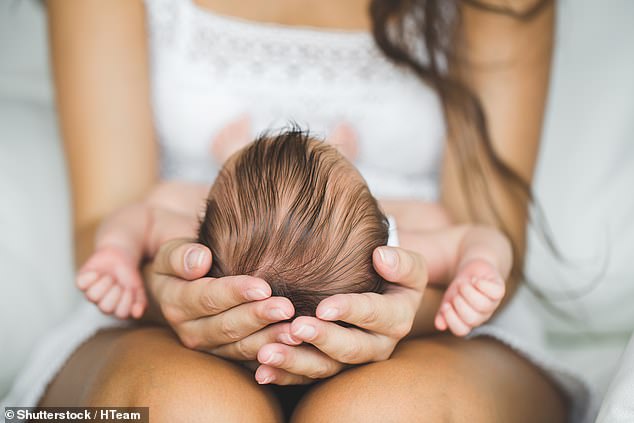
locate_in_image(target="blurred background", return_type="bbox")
[0,0,78,398]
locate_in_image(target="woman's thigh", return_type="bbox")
[293,335,568,423]
[40,326,283,423]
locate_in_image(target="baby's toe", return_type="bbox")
[130,290,148,319]
[459,282,494,312]
[434,311,448,331]
[130,303,145,319]
[474,278,505,301]
[85,276,114,302]
[452,295,484,327]
[76,271,99,290]
[441,303,471,337]
[98,285,123,314]
[114,290,133,320]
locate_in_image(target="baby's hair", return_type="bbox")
[197,128,389,317]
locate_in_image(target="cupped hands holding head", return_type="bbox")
[74,133,510,387]
[148,238,427,386]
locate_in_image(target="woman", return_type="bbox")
[34,0,568,421]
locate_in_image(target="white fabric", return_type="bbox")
[470,290,595,422]
[387,216,399,247]
[597,333,634,421]
[0,0,79,400]
[145,0,445,200]
[0,303,127,414]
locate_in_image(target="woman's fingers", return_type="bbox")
[209,323,298,361]
[372,246,428,294]
[162,274,273,322]
[150,242,290,352]
[254,365,314,386]
[177,296,294,350]
[315,293,411,339]
[256,343,344,381]
[303,247,427,351]
[290,316,394,363]
[152,238,212,280]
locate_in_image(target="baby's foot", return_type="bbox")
[434,258,506,336]
[76,246,147,319]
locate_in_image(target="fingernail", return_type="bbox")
[293,324,316,340]
[378,247,397,268]
[76,271,98,288]
[268,308,291,320]
[319,307,339,320]
[258,375,274,385]
[278,333,300,345]
[263,352,283,365]
[185,248,205,271]
[246,288,269,301]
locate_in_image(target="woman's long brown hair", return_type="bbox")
[369,0,554,285]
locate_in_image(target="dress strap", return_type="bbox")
[143,0,188,53]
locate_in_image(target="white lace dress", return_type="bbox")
[1,0,599,421]
[147,0,444,200]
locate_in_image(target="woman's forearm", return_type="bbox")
[48,0,158,270]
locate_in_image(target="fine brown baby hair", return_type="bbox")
[197,128,389,317]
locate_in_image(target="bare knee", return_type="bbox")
[292,339,457,423]
[293,337,566,423]
[86,327,282,423]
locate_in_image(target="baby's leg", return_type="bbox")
[78,181,206,319]
[78,205,198,319]
[435,258,506,336]
[77,203,150,319]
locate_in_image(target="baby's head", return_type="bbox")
[198,129,388,317]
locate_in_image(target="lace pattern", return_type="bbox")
[142,0,445,200]
[145,0,180,49]
[147,0,410,85]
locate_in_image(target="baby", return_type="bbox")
[199,131,388,316]
[77,129,511,335]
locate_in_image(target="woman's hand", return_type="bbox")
[253,246,428,385]
[146,239,297,359]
